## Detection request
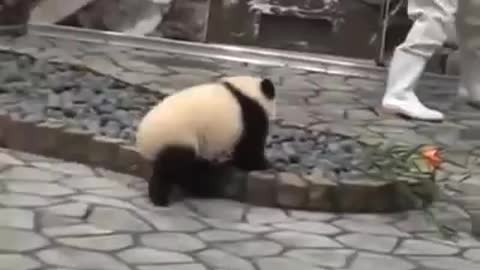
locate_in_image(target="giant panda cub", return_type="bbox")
[135,76,276,206]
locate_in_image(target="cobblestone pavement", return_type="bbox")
[0,148,479,270]
[1,35,480,269]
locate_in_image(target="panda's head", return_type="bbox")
[220,76,276,120]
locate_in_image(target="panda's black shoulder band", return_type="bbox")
[221,81,239,93]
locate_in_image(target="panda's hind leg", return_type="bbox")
[149,146,197,206]
[232,143,269,171]
[179,157,223,198]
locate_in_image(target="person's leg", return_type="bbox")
[456,0,480,107]
[382,0,457,121]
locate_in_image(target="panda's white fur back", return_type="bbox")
[136,81,244,161]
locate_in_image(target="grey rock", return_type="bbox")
[266,231,342,248]
[374,119,417,128]
[47,92,61,108]
[0,228,49,251]
[350,252,415,270]
[32,161,95,176]
[85,187,141,198]
[197,230,254,242]
[0,166,63,181]
[61,176,121,189]
[135,209,206,232]
[273,221,341,235]
[188,199,246,221]
[310,91,356,104]
[457,197,480,210]
[464,249,480,262]
[203,218,272,233]
[395,239,459,255]
[256,257,325,270]
[88,206,152,232]
[394,211,437,233]
[285,249,355,268]
[70,195,136,209]
[345,109,378,120]
[95,168,144,186]
[39,213,82,228]
[336,233,398,253]
[411,256,480,270]
[43,202,88,218]
[81,55,123,76]
[141,232,206,252]
[0,254,40,270]
[43,224,112,236]
[138,264,207,270]
[0,193,57,207]
[333,219,409,236]
[246,207,289,224]
[197,249,255,270]
[56,234,133,251]
[102,120,121,137]
[0,208,34,229]
[417,232,480,248]
[37,247,130,270]
[216,240,283,257]
[7,182,75,196]
[118,247,193,264]
[342,213,399,223]
[287,210,336,221]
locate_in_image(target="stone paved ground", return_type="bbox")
[1,34,480,269]
[0,148,480,270]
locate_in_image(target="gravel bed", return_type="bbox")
[0,52,163,142]
[0,52,366,177]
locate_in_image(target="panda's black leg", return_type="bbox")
[232,132,270,171]
[148,146,197,206]
[180,158,221,197]
[148,179,173,206]
[224,81,272,171]
[148,164,173,207]
[233,149,269,171]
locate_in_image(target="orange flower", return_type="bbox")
[421,146,443,169]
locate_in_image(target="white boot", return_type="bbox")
[382,50,444,121]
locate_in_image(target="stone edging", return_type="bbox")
[0,113,418,213]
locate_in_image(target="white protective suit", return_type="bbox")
[382,0,458,121]
[456,0,480,105]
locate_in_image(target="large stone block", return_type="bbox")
[88,136,124,170]
[116,145,151,179]
[159,0,210,41]
[276,172,307,208]
[31,121,65,156]
[0,0,34,36]
[0,111,11,146]
[76,0,165,35]
[4,118,39,152]
[246,171,277,206]
[58,128,94,163]
[30,0,94,24]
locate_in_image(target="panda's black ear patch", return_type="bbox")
[260,78,275,100]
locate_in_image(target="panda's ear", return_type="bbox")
[260,78,275,100]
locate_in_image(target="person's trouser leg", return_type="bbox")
[382,0,457,121]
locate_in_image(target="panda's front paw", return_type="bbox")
[150,196,170,207]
